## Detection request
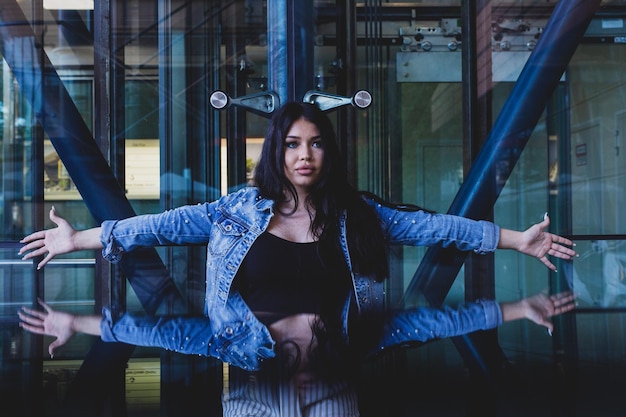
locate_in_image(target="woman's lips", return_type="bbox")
[296,166,314,175]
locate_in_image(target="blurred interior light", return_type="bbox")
[43,0,94,10]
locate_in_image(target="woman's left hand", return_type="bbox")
[501,214,578,271]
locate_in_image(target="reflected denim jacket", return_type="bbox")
[98,187,501,371]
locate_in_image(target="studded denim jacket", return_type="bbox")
[98,187,502,371]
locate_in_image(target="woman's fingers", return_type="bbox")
[19,230,47,245]
[538,256,557,272]
[18,237,42,250]
[23,243,45,255]
[547,242,578,259]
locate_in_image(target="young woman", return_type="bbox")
[18,102,577,416]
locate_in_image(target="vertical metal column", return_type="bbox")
[459,2,503,416]
[335,0,357,168]
[224,31,249,191]
[548,83,578,417]
[267,0,314,103]
[461,1,496,304]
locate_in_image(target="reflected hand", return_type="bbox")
[523,290,576,333]
[18,207,77,270]
[18,299,76,357]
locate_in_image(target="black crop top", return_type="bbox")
[235,232,331,325]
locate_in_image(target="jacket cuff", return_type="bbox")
[100,220,124,263]
[479,299,503,328]
[475,221,500,255]
[100,308,118,342]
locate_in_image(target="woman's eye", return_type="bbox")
[285,141,297,149]
[312,141,323,148]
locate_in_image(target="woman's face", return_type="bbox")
[283,117,324,194]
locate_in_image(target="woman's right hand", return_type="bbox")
[18,299,76,358]
[19,207,78,269]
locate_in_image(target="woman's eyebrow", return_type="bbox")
[285,135,321,140]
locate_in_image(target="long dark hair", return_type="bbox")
[254,102,390,379]
[255,101,388,281]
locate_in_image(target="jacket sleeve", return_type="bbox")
[375,300,503,351]
[367,198,500,254]
[100,202,216,263]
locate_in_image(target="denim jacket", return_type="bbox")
[99,187,502,371]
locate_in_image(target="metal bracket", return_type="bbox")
[209,90,280,118]
[302,90,372,112]
[210,89,372,115]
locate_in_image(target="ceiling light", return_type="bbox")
[43,0,94,10]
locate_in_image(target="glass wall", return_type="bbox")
[1,1,626,416]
